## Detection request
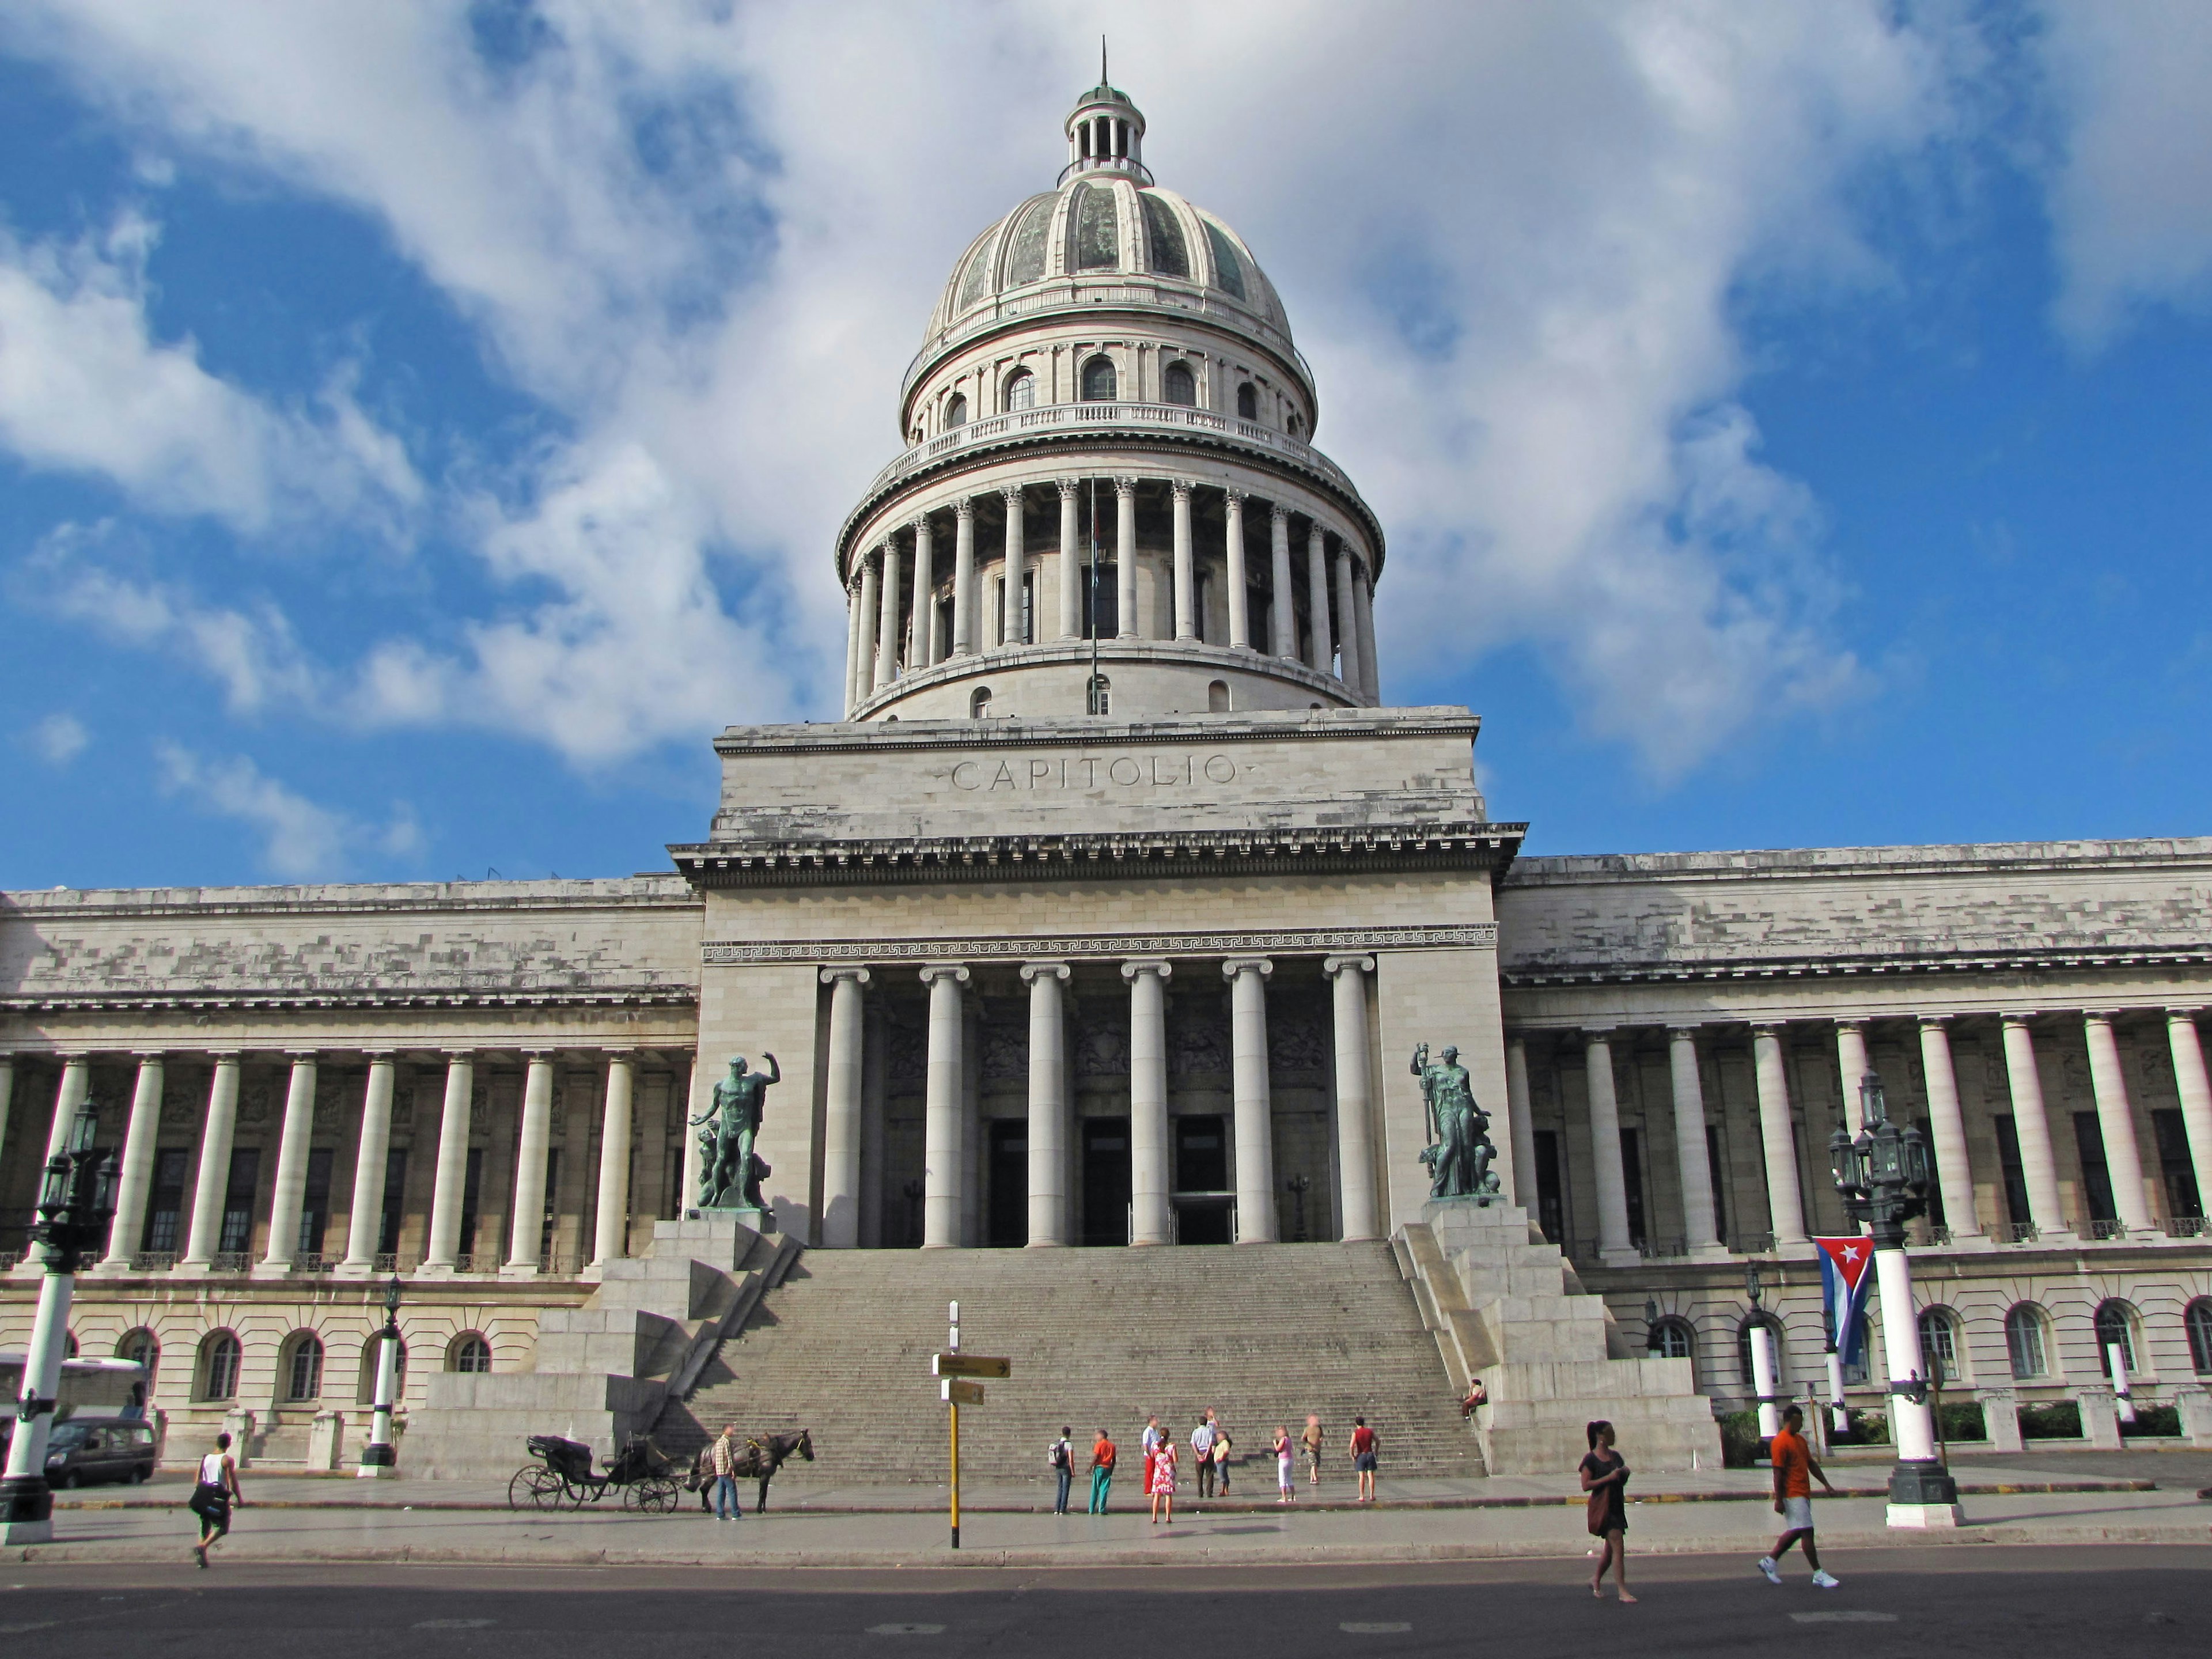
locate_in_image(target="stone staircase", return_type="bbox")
[656,1243,1483,1486]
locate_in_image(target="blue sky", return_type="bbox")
[2,2,2210,888]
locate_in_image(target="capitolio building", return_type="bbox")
[5,79,2211,1484]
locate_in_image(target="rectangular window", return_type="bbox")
[217,1147,260,1255]
[1912,1116,1946,1230]
[1533,1129,1565,1246]
[459,1146,484,1258]
[378,1149,408,1256]
[1085,559,1118,639]
[1991,1114,2033,1227]
[1619,1127,1646,1249]
[2074,1111,2118,1224]
[142,1147,190,1252]
[298,1147,334,1256]
[1019,570,1036,645]
[2153,1108,2202,1219]
[1705,1124,1730,1246]
[540,1147,563,1260]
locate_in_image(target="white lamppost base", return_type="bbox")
[356,1459,399,1479]
[1887,1501,1965,1528]
[0,1514,55,1546]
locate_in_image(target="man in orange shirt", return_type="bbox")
[1088,1428,1116,1514]
[1756,1404,1839,1588]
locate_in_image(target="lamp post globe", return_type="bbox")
[358,1273,404,1476]
[0,1102,119,1546]
[1832,1072,1963,1528]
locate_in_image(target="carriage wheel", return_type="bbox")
[509,1467,563,1511]
[631,1475,680,1514]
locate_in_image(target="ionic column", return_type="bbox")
[952,499,976,655]
[994,487,1022,646]
[421,1051,475,1272]
[874,537,903,690]
[1306,524,1333,673]
[910,517,935,667]
[1999,1016,2068,1239]
[1582,1031,1635,1263]
[0,1055,14,1180]
[1171,480,1196,640]
[1224,488,1251,650]
[99,1052,165,1272]
[1333,546,1362,692]
[1325,956,1377,1241]
[1114,476,1139,638]
[1353,563,1380,700]
[1224,958,1277,1243]
[1916,1016,1983,1241]
[1123,960,1173,1245]
[920,964,970,1248]
[842,575,865,717]
[1836,1019,1872,1131]
[1750,1025,1808,1246]
[503,1052,555,1275]
[1022,961,1071,1247]
[590,1052,635,1268]
[42,1054,90,1160]
[2165,1010,2212,1229]
[2083,1013,2154,1233]
[821,968,870,1249]
[1056,479,1082,639]
[1269,506,1296,659]
[178,1053,242,1271]
[340,1053,396,1274]
[1666,1027,1725,1255]
[853,555,881,707]
[1503,1035,1538,1211]
[256,1051,320,1276]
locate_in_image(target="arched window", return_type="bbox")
[118,1328,160,1388]
[2188,1298,2212,1374]
[1736,1315,1786,1388]
[449,1333,493,1374]
[1086,674,1111,715]
[2094,1300,2139,1374]
[1287,412,1304,438]
[1648,1316,1696,1361]
[199,1331,241,1402]
[1162,361,1196,407]
[357,1337,409,1406]
[2005,1303,2048,1379]
[1080,355,1118,402]
[1235,382,1257,420]
[1207,680,1230,714]
[969,686,993,719]
[1004,369,1035,411]
[283,1332,325,1402]
[945,392,968,429]
[1918,1306,1964,1384]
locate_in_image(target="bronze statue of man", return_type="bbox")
[692,1052,779,1209]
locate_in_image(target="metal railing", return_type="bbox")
[210,1251,251,1274]
[2088,1218,2129,1241]
[1730,1231,1778,1256]
[1926,1225,1955,1246]
[0,1251,20,1271]
[131,1251,179,1272]
[2166,1216,2210,1238]
[2001,1222,2040,1244]
[537,1251,585,1277]
[1639,1237,1689,1260]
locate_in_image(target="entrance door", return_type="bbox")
[1175,1115,1232,1245]
[1081,1118,1131,1246]
[987,1120,1027,1247]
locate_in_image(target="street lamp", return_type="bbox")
[1744,1262,1781,1442]
[1829,1071,1963,1528]
[358,1273,403,1478]
[0,1103,118,1544]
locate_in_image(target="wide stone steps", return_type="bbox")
[656,1243,1483,1484]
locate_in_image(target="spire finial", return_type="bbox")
[1101,35,1108,87]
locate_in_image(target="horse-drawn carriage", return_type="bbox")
[507,1433,681,1512]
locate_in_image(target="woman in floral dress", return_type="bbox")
[1149,1427,1179,1524]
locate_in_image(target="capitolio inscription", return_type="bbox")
[947,753,1243,792]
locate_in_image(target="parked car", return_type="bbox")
[39,1415,158,1488]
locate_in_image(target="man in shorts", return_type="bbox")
[1756,1404,1839,1588]
[1349,1416,1379,1502]
[1300,1414,1324,1486]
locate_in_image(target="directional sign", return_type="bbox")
[932,1353,1012,1379]
[941,1378,986,1406]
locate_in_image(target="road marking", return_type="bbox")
[1791,1612,1897,1624]
[1341,1623,1412,1634]
[868,1624,945,1635]
[414,1619,497,1630]
[0,1623,58,1635]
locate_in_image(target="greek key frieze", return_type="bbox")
[701,923,1497,966]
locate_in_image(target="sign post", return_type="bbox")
[932,1299,1012,1551]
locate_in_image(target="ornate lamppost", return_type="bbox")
[0,1103,118,1544]
[1744,1262,1781,1442]
[357,1273,403,1478]
[1829,1072,1963,1528]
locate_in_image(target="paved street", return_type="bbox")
[2,1547,2205,1658]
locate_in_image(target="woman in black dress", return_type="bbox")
[1578,1419,1635,1603]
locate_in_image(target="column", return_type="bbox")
[852,555,880,707]
[256,1052,319,1275]
[1001,487,1026,647]
[1325,956,1377,1241]
[99,1052,165,1272]
[1056,479,1082,639]
[1304,525,1333,672]
[339,1054,396,1274]
[590,1052,635,1268]
[0,1055,13,1176]
[920,964,969,1248]
[1225,958,1277,1244]
[2165,1010,2212,1228]
[1124,960,1172,1245]
[2083,1013,2154,1233]
[503,1052,555,1274]
[1333,546,1362,691]
[1836,1020,1872,1131]
[1022,961,1071,1247]
[1666,1027,1725,1255]
[821,969,870,1249]
[1916,1017,1983,1241]
[842,575,864,717]
[874,537,903,690]
[1269,506,1296,659]
[1353,562,1380,700]
[421,1051,474,1272]
[950,498,976,656]
[1582,1031,1635,1263]
[1999,1016,2068,1239]
[1171,480,1195,639]
[910,517,935,668]
[1114,476,1139,638]
[42,1054,90,1160]
[1749,1026,1808,1246]
[179,1053,241,1271]
[1224,488,1251,650]
[1503,1035,1539,1211]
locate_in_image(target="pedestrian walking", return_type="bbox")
[1213,1423,1233,1494]
[1301,1412,1324,1486]
[1192,1415,1217,1499]
[1578,1419,1636,1604]
[1756,1405,1840,1588]
[710,1423,744,1521]
[1349,1416,1379,1503]
[1149,1428,1178,1524]
[1272,1425,1294,1502]
[1050,1426,1074,1515]
[1089,1427,1116,1513]
[186,1431,244,1569]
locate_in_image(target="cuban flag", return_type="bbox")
[1815,1236,1876,1373]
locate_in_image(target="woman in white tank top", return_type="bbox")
[190,1431,244,1568]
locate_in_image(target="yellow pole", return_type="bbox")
[950,1399,961,1549]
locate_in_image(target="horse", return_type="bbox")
[692,1427,815,1514]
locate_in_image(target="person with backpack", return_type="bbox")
[187,1430,244,1569]
[1089,1426,1116,1513]
[1049,1426,1074,1515]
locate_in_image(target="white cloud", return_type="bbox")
[153,741,418,878]
[26,712,89,764]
